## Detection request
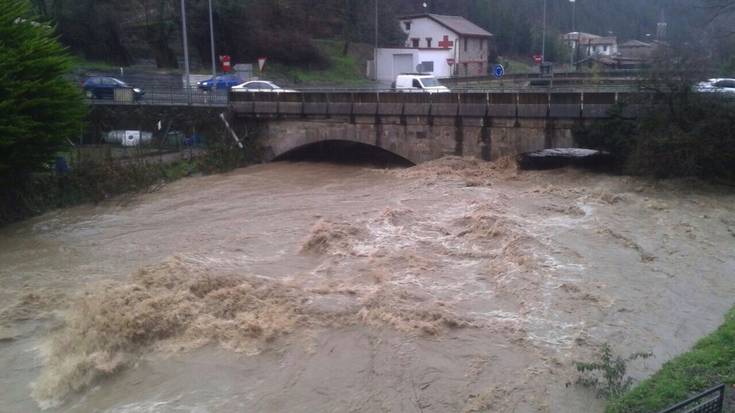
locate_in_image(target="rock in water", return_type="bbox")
[517,148,613,171]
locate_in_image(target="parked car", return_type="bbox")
[82,77,145,100]
[695,78,735,95]
[197,74,243,91]
[392,74,450,93]
[230,80,297,93]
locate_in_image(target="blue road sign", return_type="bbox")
[493,64,505,79]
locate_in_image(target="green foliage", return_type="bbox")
[0,158,176,225]
[576,344,652,401]
[197,121,262,174]
[265,40,369,85]
[573,104,638,168]
[574,43,735,182]
[606,306,735,413]
[0,145,251,226]
[0,0,86,179]
[576,95,735,182]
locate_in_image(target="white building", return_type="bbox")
[563,32,618,60]
[375,14,493,82]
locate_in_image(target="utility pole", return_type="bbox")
[208,0,216,78]
[180,0,191,104]
[374,0,378,80]
[541,0,547,63]
[570,0,576,70]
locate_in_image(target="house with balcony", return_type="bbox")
[563,32,618,60]
[374,14,493,82]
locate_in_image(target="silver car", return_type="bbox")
[230,80,297,93]
[695,78,735,94]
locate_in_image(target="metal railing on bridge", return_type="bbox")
[86,88,229,107]
[229,90,641,120]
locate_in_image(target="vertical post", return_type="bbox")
[541,0,547,63]
[373,0,378,80]
[181,0,191,104]
[208,0,216,79]
[570,0,576,69]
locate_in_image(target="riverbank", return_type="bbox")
[0,158,197,227]
[607,305,735,413]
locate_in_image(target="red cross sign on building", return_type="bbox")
[438,35,454,49]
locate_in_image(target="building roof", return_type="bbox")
[589,36,617,45]
[399,14,493,37]
[620,40,654,48]
[562,31,601,40]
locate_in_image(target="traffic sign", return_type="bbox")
[220,55,232,72]
[493,64,505,79]
[533,54,543,64]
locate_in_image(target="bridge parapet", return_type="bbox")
[229,91,637,120]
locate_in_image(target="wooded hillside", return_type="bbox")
[30,0,735,71]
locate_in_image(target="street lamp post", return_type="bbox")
[541,0,547,63]
[570,0,576,70]
[180,0,191,104]
[373,0,378,80]
[208,0,216,79]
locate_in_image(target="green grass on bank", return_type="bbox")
[71,56,120,72]
[497,57,537,74]
[264,39,370,86]
[606,306,735,413]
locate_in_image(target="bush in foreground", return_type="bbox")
[0,0,86,180]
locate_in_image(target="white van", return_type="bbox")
[392,74,451,93]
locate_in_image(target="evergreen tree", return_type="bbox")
[0,0,86,179]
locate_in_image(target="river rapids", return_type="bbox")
[1,158,734,412]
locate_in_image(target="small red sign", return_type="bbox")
[533,54,543,64]
[220,55,232,72]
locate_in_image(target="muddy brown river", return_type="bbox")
[1,158,734,413]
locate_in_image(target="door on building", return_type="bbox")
[393,54,414,79]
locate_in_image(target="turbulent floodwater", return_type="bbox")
[1,158,734,413]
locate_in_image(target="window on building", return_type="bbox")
[603,45,608,52]
[464,38,468,52]
[404,22,411,31]
[420,61,434,72]
[480,39,485,50]
[426,38,433,48]
[463,62,468,74]
[411,38,419,48]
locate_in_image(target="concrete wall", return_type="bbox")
[257,117,576,164]
[376,48,417,82]
[375,48,453,81]
[417,49,453,78]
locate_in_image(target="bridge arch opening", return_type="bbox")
[272,140,415,168]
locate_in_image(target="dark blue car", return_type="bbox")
[82,77,145,100]
[197,74,243,91]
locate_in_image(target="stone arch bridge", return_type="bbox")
[88,91,636,164]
